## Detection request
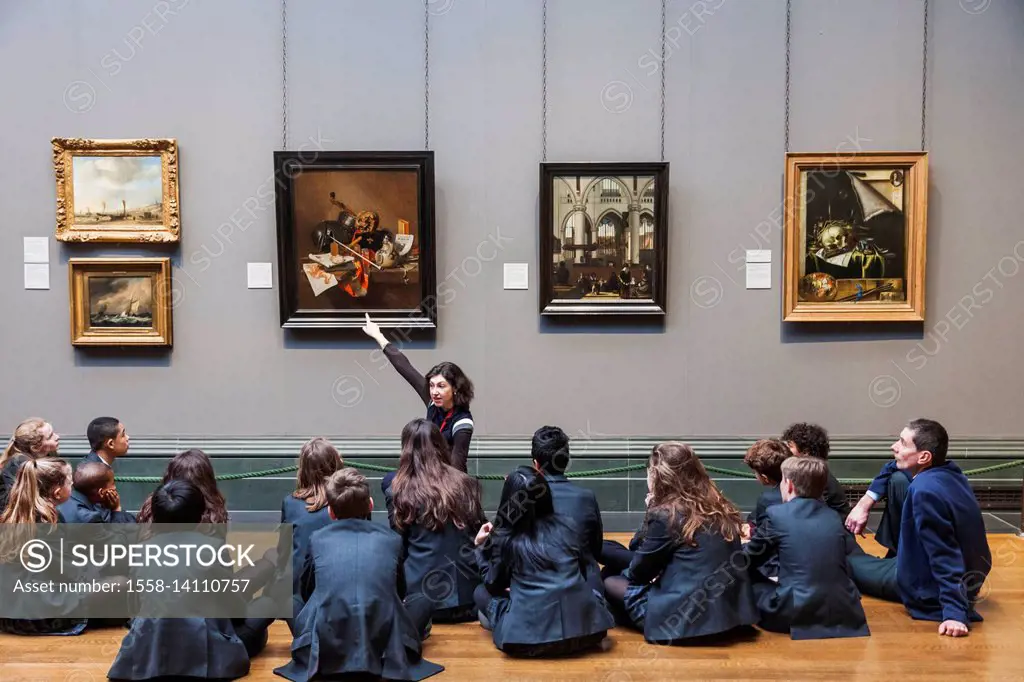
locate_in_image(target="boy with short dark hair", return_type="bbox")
[59,461,135,523]
[531,425,604,591]
[275,468,443,681]
[85,417,130,469]
[744,457,870,640]
[106,480,268,681]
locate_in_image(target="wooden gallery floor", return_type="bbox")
[2,534,1023,681]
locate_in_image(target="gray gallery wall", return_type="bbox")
[2,0,1024,442]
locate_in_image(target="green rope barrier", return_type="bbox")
[114,458,1024,485]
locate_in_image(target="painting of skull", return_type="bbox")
[783,152,928,322]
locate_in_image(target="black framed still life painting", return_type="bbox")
[274,151,437,329]
[539,162,669,317]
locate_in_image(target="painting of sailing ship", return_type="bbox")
[53,138,180,243]
[72,156,163,227]
[88,277,154,327]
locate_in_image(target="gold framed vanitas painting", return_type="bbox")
[783,151,928,322]
[69,258,173,347]
[53,137,180,243]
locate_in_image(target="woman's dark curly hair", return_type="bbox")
[425,361,474,410]
[781,422,830,460]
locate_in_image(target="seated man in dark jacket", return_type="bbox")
[847,419,992,637]
[745,456,869,640]
[531,426,604,592]
[59,462,136,524]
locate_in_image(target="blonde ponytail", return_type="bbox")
[0,418,48,471]
[0,457,69,526]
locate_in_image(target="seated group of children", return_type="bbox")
[0,415,991,680]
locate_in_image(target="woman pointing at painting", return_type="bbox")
[361,314,475,472]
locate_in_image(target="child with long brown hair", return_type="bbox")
[0,418,61,512]
[383,418,485,623]
[278,437,343,620]
[136,449,229,523]
[604,442,758,644]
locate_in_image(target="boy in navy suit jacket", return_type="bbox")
[848,418,991,637]
[84,417,130,470]
[742,438,791,534]
[745,456,869,639]
[59,461,136,524]
[275,468,443,681]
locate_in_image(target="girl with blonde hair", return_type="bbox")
[0,418,60,511]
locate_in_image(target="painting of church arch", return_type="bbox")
[783,152,928,322]
[540,163,669,316]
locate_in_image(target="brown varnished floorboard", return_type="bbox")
[3,534,1023,681]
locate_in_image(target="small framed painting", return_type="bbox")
[52,137,181,243]
[68,258,173,347]
[539,162,669,316]
[783,151,928,322]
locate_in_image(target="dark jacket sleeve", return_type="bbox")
[298,547,316,604]
[477,537,513,596]
[913,488,971,624]
[744,515,781,572]
[450,429,472,473]
[107,509,137,523]
[383,344,430,406]
[824,472,852,517]
[586,491,604,562]
[624,512,677,585]
[867,460,900,501]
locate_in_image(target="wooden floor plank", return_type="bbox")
[2,534,1022,681]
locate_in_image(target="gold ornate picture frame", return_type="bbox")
[69,258,173,347]
[783,151,928,322]
[53,138,180,243]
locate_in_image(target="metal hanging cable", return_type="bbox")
[783,0,791,154]
[424,0,431,150]
[541,0,548,163]
[660,0,667,162]
[920,0,929,151]
[281,0,288,149]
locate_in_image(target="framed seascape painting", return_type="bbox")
[273,151,436,329]
[539,162,669,316]
[783,152,928,322]
[52,138,180,243]
[68,258,173,347]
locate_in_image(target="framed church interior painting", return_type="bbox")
[52,137,180,243]
[274,151,436,329]
[539,162,669,316]
[782,151,928,323]
[68,257,173,347]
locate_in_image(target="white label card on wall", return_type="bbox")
[247,262,273,289]
[23,237,49,264]
[746,249,771,263]
[746,262,771,289]
[24,264,49,289]
[503,263,529,290]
